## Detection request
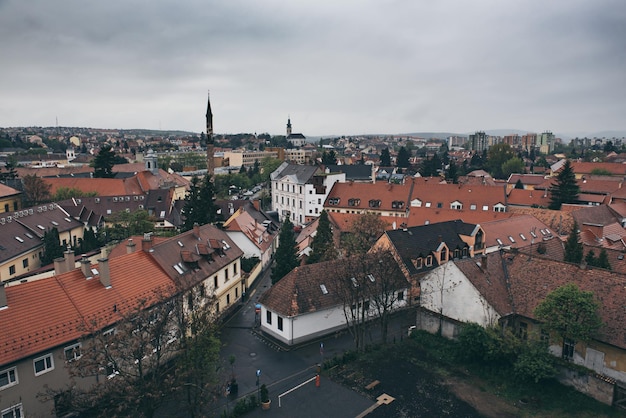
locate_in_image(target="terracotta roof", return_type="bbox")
[223,203,279,253]
[409,183,507,211]
[571,205,619,226]
[326,181,412,212]
[506,188,550,207]
[0,183,21,198]
[406,207,515,227]
[326,212,395,233]
[457,251,626,349]
[609,202,626,218]
[508,207,574,235]
[507,174,547,185]
[0,251,175,365]
[481,215,554,250]
[571,162,626,176]
[43,177,141,196]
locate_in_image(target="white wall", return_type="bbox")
[420,262,500,328]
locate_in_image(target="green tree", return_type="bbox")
[41,227,64,265]
[92,145,117,178]
[513,339,557,383]
[515,179,524,189]
[306,210,335,264]
[564,222,583,264]
[501,157,524,178]
[379,148,391,166]
[53,187,98,201]
[271,217,299,284]
[105,210,155,241]
[596,248,611,270]
[486,143,515,179]
[321,150,337,165]
[549,160,579,210]
[0,155,18,181]
[182,175,217,231]
[396,146,411,168]
[446,162,458,183]
[534,283,603,359]
[584,249,596,266]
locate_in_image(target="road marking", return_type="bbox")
[355,393,395,418]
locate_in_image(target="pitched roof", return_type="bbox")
[326,212,395,233]
[571,205,620,226]
[385,220,477,275]
[506,174,547,186]
[406,207,514,227]
[323,164,373,182]
[270,163,319,184]
[223,203,279,253]
[325,181,412,211]
[570,162,626,176]
[506,188,551,207]
[0,251,175,365]
[0,183,21,198]
[409,183,507,210]
[508,207,574,235]
[481,215,554,249]
[457,251,626,349]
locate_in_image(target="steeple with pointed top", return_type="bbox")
[286,116,292,137]
[206,91,215,176]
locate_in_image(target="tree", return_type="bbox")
[271,217,299,284]
[549,160,579,210]
[514,179,524,189]
[379,148,391,166]
[41,227,64,265]
[306,210,335,264]
[105,210,155,242]
[396,146,411,168]
[22,174,51,205]
[340,213,388,256]
[78,227,102,254]
[595,249,611,270]
[321,150,337,165]
[446,162,458,184]
[584,249,596,266]
[0,155,18,181]
[182,174,217,231]
[564,222,583,264]
[420,154,442,177]
[513,339,557,383]
[53,187,98,201]
[486,143,515,179]
[501,157,524,178]
[534,283,603,359]
[92,145,117,178]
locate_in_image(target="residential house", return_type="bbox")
[418,251,626,406]
[0,184,21,214]
[222,201,279,271]
[325,181,412,218]
[506,174,547,191]
[480,215,558,254]
[323,164,374,183]
[373,220,485,300]
[0,204,84,283]
[571,205,626,251]
[270,163,345,226]
[409,183,507,213]
[0,251,176,417]
[258,259,409,346]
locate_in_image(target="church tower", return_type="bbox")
[206,91,215,177]
[286,117,292,137]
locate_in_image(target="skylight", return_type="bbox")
[351,277,358,287]
[519,233,526,241]
[496,238,503,245]
[367,274,375,282]
[25,233,34,239]
[37,224,45,230]
[508,236,515,243]
[51,221,59,226]
[320,284,328,295]
[65,217,72,222]
[15,236,24,243]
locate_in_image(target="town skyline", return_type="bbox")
[1,1,624,137]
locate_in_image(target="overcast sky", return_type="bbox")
[1,0,624,137]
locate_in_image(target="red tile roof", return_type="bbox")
[506,188,551,207]
[0,251,175,365]
[406,207,515,227]
[571,162,626,176]
[481,215,553,250]
[457,251,626,349]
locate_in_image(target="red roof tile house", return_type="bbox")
[325,180,412,218]
[0,251,176,417]
[417,251,626,406]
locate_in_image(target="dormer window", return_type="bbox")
[450,201,462,210]
[348,198,360,207]
[440,247,447,262]
[391,201,405,209]
[328,197,340,205]
[414,258,423,269]
[369,199,381,208]
[425,255,433,266]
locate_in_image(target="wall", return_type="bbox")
[557,368,615,406]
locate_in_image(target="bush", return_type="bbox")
[241,257,260,273]
[514,340,557,383]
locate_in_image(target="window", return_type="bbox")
[0,367,18,390]
[277,316,283,331]
[9,265,15,275]
[397,291,404,301]
[22,259,28,268]
[348,198,360,206]
[1,404,22,418]
[425,202,431,208]
[328,197,340,205]
[391,200,404,209]
[213,276,218,289]
[369,199,381,208]
[64,343,82,362]
[233,263,238,275]
[482,205,488,211]
[540,329,550,343]
[34,354,54,376]
[518,321,528,340]
[470,204,476,210]
[266,310,272,325]
[440,247,447,262]
[450,202,462,210]
[226,294,230,305]
[425,255,433,266]
[436,202,443,208]
[414,258,423,269]
[225,268,229,281]
[563,338,575,359]
[508,236,515,243]
[3,204,7,212]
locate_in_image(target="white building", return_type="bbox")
[270,162,345,226]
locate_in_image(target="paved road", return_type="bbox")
[161,265,415,417]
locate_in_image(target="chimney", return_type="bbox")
[481,254,488,270]
[142,233,153,252]
[98,257,111,288]
[0,282,7,309]
[80,256,92,278]
[54,257,68,275]
[64,249,75,272]
[126,238,136,254]
[252,199,260,211]
[193,223,200,239]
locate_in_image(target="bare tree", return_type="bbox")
[332,257,370,351]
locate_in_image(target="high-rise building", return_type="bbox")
[469,131,488,152]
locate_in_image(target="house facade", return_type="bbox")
[270,163,345,226]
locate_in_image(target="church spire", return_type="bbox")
[206,91,215,177]
[286,116,292,137]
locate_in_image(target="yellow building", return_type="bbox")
[0,183,21,213]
